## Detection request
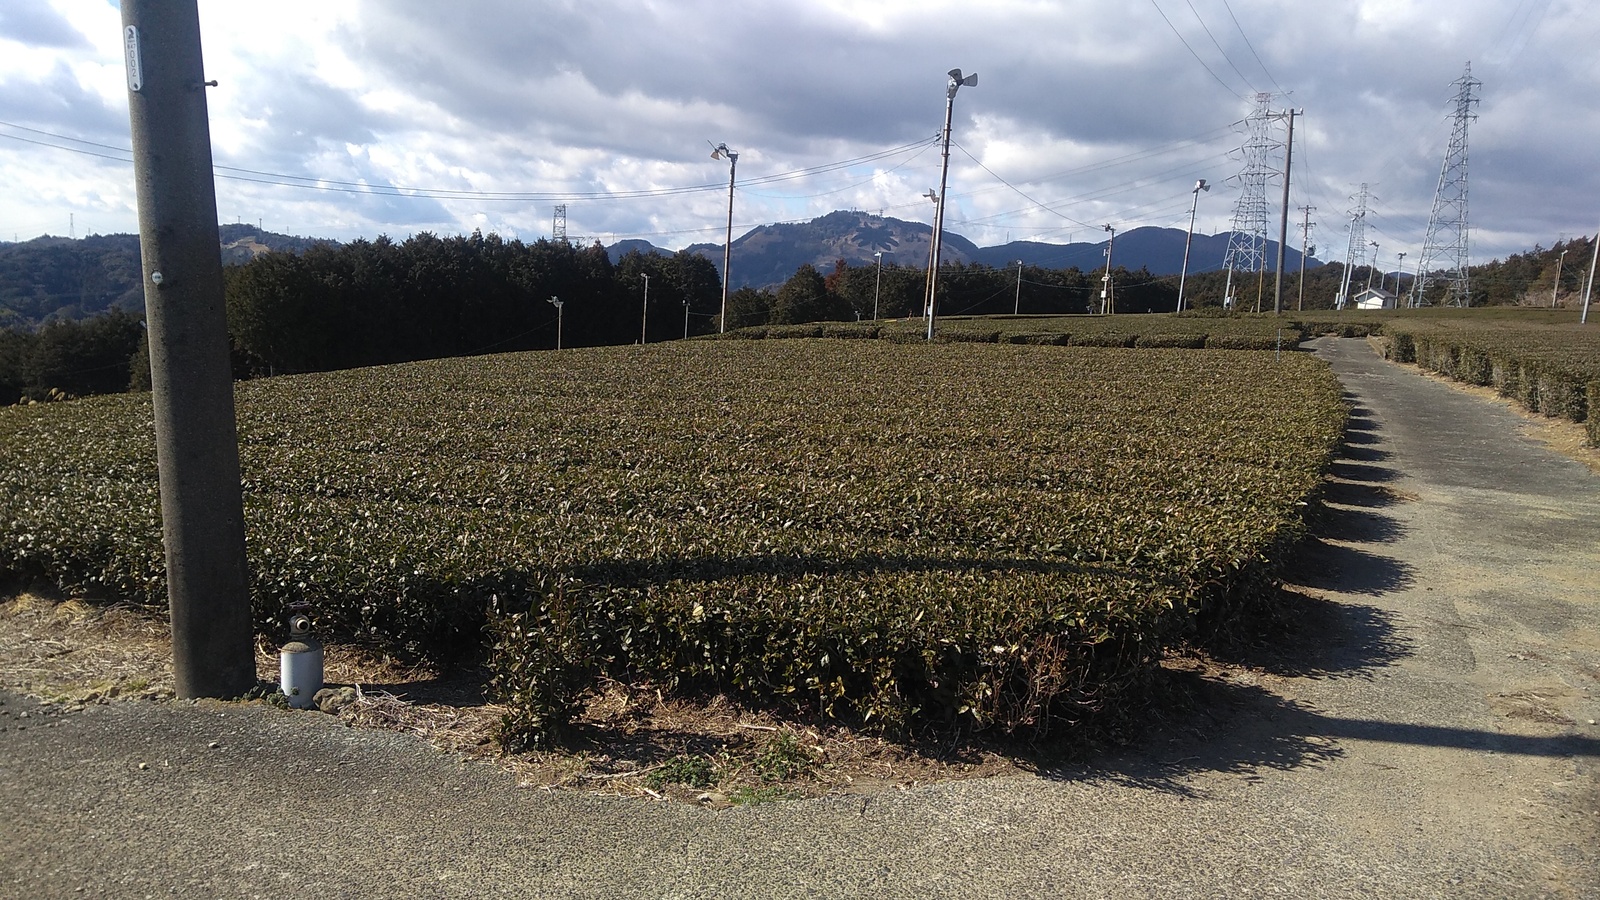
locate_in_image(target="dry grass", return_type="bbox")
[0,590,1024,804]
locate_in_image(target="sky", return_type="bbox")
[1,0,1595,270]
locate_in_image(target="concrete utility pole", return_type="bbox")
[1582,228,1598,325]
[122,0,255,699]
[1102,224,1116,314]
[640,273,650,344]
[1178,179,1209,313]
[1273,109,1299,315]
[927,67,977,340]
[1552,249,1568,307]
[1297,205,1315,312]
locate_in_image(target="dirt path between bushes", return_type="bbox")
[2,336,1598,899]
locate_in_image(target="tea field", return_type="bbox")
[0,340,1347,743]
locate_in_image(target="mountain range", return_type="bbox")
[610,210,1319,290]
[2,214,1317,326]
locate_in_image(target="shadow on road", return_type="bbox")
[1064,673,1600,798]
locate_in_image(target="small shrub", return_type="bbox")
[1070,332,1136,348]
[1134,333,1206,349]
[647,754,718,790]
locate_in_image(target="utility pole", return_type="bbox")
[1297,205,1315,312]
[1552,248,1568,307]
[122,0,254,699]
[547,295,563,349]
[640,273,650,344]
[926,67,977,340]
[1366,241,1380,294]
[1395,251,1406,299]
[1178,179,1209,313]
[1273,108,1299,315]
[1013,259,1023,315]
[1583,227,1598,325]
[873,251,884,320]
[710,143,738,332]
[1101,224,1116,314]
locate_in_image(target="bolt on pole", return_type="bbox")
[122,0,255,699]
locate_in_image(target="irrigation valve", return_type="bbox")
[279,612,324,709]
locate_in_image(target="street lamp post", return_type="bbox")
[1101,224,1116,314]
[710,142,738,333]
[1013,259,1023,315]
[547,295,563,350]
[640,273,650,344]
[1553,248,1569,308]
[926,67,977,341]
[1178,179,1209,313]
[873,251,884,321]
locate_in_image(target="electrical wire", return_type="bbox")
[1218,0,1283,94]
[0,120,936,204]
[1146,0,1246,98]
[1182,0,1259,95]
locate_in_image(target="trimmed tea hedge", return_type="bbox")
[1382,318,1600,440]
[0,341,1347,744]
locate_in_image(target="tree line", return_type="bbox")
[4,229,1592,405]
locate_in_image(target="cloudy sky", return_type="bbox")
[1,0,1594,267]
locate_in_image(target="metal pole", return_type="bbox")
[1582,229,1598,325]
[1365,242,1379,295]
[1274,109,1297,315]
[927,93,956,341]
[716,148,737,333]
[1394,252,1406,303]
[873,251,883,320]
[640,273,649,344]
[1178,181,1205,312]
[1552,249,1568,308]
[1102,225,1116,314]
[1297,206,1314,312]
[122,0,254,699]
[683,299,690,340]
[1013,260,1023,315]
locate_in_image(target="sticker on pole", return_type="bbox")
[124,26,143,92]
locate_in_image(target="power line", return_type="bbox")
[1182,0,1259,95]
[1218,0,1283,93]
[1146,0,1245,98]
[0,120,936,204]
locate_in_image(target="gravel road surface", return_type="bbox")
[3,337,1596,898]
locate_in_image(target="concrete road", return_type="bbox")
[3,337,1597,899]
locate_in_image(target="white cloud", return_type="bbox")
[0,0,1595,261]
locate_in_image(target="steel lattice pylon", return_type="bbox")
[1337,183,1372,309]
[553,204,568,244]
[1414,63,1480,308]
[1220,94,1283,310]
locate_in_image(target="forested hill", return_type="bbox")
[0,226,331,327]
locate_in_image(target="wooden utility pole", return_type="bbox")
[123,0,255,698]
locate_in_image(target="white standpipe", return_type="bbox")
[279,613,323,709]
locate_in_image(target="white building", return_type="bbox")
[1352,287,1398,310]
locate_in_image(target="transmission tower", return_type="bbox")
[552,204,568,244]
[1336,184,1372,309]
[1221,94,1283,309]
[1414,63,1480,307]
